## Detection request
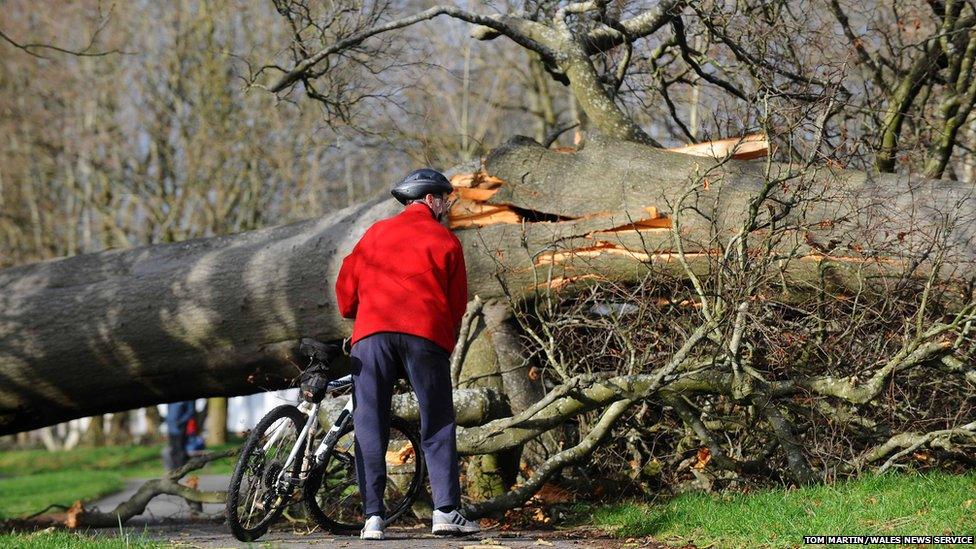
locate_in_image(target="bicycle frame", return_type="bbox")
[259,374,355,493]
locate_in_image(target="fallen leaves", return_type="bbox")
[693,448,711,470]
[500,505,554,530]
[530,483,576,505]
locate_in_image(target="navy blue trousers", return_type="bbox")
[165,401,195,471]
[350,332,461,518]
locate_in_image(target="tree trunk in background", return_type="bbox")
[107,411,132,446]
[143,406,162,442]
[15,431,30,448]
[82,415,105,447]
[38,426,63,451]
[1,136,973,434]
[204,397,227,446]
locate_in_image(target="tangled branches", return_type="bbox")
[456,148,976,515]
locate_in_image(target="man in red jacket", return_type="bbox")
[335,168,480,540]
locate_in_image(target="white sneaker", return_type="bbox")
[431,509,480,535]
[360,515,385,540]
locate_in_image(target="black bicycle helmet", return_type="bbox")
[391,168,453,205]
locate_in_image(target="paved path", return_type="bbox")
[90,475,675,548]
[91,474,228,521]
[94,521,670,548]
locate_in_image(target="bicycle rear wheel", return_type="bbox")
[226,404,307,541]
[302,415,425,533]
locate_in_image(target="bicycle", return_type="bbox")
[226,338,426,541]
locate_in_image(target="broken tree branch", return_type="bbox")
[465,397,636,518]
[65,449,236,528]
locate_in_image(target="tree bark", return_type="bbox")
[480,299,546,414]
[479,298,560,466]
[1,136,973,434]
[454,304,520,499]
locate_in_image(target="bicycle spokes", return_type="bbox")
[234,415,300,529]
[305,421,423,529]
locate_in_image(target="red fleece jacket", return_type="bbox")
[334,202,468,354]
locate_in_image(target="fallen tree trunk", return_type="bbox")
[316,387,507,428]
[1,136,974,433]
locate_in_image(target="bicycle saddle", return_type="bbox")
[299,338,342,365]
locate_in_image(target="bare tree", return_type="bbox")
[266,1,688,144]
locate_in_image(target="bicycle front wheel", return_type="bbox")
[226,404,307,541]
[302,415,425,533]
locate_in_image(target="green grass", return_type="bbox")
[0,442,239,479]
[0,441,239,519]
[0,471,123,518]
[582,470,976,548]
[0,445,163,478]
[0,528,160,548]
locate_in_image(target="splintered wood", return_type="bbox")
[538,133,770,160]
[449,172,519,228]
[448,173,673,232]
[448,171,682,292]
[668,133,769,160]
[535,242,653,265]
[536,245,710,269]
[446,135,774,280]
[591,206,671,234]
